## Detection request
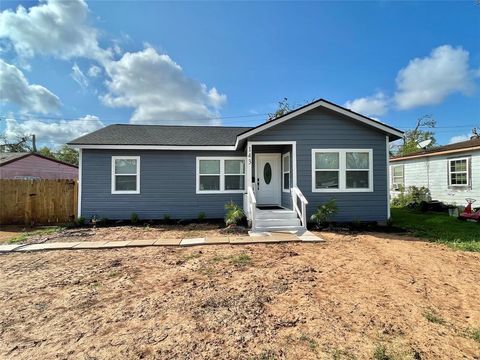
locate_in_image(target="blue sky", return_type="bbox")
[0,0,479,148]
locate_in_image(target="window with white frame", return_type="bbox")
[391,164,404,190]
[282,152,290,192]
[449,157,469,187]
[111,156,140,194]
[312,149,373,192]
[197,157,245,193]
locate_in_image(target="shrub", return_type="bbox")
[391,186,431,208]
[76,216,86,226]
[163,214,171,221]
[198,212,206,221]
[224,201,245,226]
[310,199,337,227]
[130,212,139,224]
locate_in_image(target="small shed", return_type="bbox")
[0,152,78,179]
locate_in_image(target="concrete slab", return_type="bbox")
[229,236,256,244]
[180,237,205,246]
[16,242,80,251]
[72,241,109,249]
[103,241,132,248]
[0,244,23,252]
[127,239,156,247]
[205,236,230,244]
[154,238,182,246]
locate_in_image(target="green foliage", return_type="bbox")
[310,199,338,226]
[372,344,390,360]
[391,208,480,252]
[467,327,480,343]
[8,227,62,244]
[163,214,171,221]
[396,115,437,156]
[56,145,79,165]
[423,309,446,324]
[224,201,245,226]
[76,216,86,226]
[390,186,431,208]
[267,97,292,121]
[130,212,139,224]
[230,254,252,267]
[38,146,56,158]
[198,212,206,221]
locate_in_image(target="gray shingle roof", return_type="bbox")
[68,124,253,146]
[0,152,30,165]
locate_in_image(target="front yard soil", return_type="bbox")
[0,232,479,359]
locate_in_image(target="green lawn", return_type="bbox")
[391,208,480,252]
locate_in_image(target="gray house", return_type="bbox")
[68,99,403,232]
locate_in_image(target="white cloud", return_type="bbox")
[449,134,472,144]
[0,59,60,114]
[71,63,88,89]
[343,92,389,117]
[395,45,476,110]
[87,65,101,77]
[5,115,104,146]
[0,0,109,62]
[101,47,227,125]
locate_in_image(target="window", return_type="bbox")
[112,156,140,194]
[282,152,290,192]
[449,157,469,187]
[197,157,245,193]
[391,164,404,190]
[312,149,373,192]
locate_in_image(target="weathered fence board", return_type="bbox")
[0,179,77,225]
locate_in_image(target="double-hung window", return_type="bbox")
[449,157,469,187]
[391,164,404,190]
[197,157,245,193]
[112,156,140,194]
[282,152,290,192]
[312,149,373,192]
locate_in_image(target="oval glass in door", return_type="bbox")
[264,162,272,184]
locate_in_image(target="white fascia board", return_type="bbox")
[74,144,237,151]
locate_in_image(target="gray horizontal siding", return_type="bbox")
[81,149,245,220]
[250,107,388,222]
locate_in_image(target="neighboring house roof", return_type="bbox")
[391,137,480,162]
[68,98,404,149]
[68,124,252,147]
[0,152,78,168]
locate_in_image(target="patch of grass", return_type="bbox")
[8,226,62,244]
[210,255,225,263]
[391,208,480,252]
[183,252,202,261]
[372,341,418,360]
[299,334,318,352]
[373,344,390,360]
[230,253,252,267]
[467,327,480,343]
[108,271,120,278]
[332,348,357,360]
[423,309,446,325]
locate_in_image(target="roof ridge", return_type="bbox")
[109,124,252,129]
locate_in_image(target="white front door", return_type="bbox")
[255,153,281,206]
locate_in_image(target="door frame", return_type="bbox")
[254,153,282,206]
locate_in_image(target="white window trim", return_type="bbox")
[196,157,246,194]
[448,157,469,187]
[311,149,374,193]
[111,156,140,194]
[282,152,291,193]
[391,164,404,190]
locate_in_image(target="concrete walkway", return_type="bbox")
[0,231,323,253]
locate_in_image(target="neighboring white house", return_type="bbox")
[390,136,480,206]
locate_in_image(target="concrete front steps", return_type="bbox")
[253,208,305,233]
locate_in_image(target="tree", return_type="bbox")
[397,115,437,156]
[267,98,292,121]
[38,146,56,158]
[56,145,79,165]
[0,134,33,153]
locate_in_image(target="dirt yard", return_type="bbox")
[1,232,479,359]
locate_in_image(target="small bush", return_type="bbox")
[163,214,171,221]
[130,212,139,224]
[224,201,245,226]
[310,199,337,227]
[391,186,431,208]
[198,212,206,221]
[468,327,480,342]
[76,216,86,226]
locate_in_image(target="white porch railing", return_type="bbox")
[247,185,257,230]
[291,186,308,228]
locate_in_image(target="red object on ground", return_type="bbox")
[459,198,480,222]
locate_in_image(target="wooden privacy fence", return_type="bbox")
[0,179,78,225]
